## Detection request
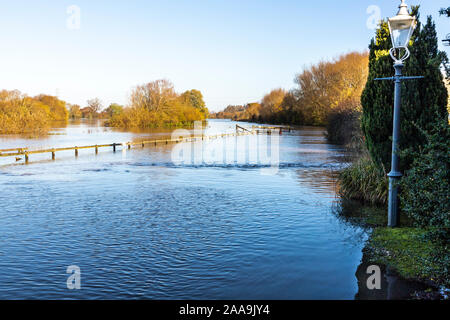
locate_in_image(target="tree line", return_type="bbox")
[0,80,208,134]
[210,51,369,142]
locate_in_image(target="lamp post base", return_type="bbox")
[387,171,402,227]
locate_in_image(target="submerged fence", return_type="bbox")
[0,125,292,163]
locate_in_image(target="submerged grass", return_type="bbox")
[335,200,449,296]
[365,227,449,288]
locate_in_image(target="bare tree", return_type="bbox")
[87,98,103,114]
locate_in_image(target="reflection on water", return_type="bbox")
[0,119,185,153]
[0,119,372,299]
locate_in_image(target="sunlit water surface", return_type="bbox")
[0,119,368,299]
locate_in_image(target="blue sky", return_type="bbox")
[0,0,448,111]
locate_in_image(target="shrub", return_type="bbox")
[69,104,82,119]
[35,94,69,121]
[399,118,450,229]
[0,90,68,134]
[338,156,388,205]
[326,99,362,146]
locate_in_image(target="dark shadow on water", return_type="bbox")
[332,199,386,230]
[332,199,412,229]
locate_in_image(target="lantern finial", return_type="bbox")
[398,1,409,16]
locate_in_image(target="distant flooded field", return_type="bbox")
[0,119,370,299]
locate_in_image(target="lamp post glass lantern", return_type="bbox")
[375,0,422,227]
[388,0,417,63]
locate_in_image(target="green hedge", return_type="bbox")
[400,118,450,230]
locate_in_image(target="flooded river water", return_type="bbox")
[0,119,372,299]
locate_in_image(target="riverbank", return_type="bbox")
[336,200,449,300]
[216,116,450,300]
[365,227,449,299]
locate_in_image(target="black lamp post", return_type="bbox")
[375,0,423,227]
